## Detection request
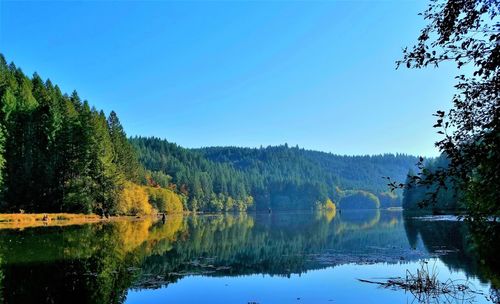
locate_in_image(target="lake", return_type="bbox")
[0,210,497,303]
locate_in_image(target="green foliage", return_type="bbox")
[0,55,419,214]
[146,186,183,214]
[397,0,499,221]
[61,176,95,214]
[402,155,461,212]
[0,125,6,189]
[0,54,141,214]
[130,137,256,212]
[108,111,140,182]
[339,190,381,209]
[133,137,418,211]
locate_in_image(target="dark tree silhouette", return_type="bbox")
[393,0,499,222]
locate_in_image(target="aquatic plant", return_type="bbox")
[359,261,486,303]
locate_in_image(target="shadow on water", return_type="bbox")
[0,210,497,303]
[403,211,500,289]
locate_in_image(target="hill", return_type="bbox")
[132,137,419,211]
[0,54,419,214]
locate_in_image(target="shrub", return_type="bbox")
[324,198,336,211]
[146,187,183,214]
[339,190,380,209]
[117,182,154,215]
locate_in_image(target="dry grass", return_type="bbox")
[0,213,102,229]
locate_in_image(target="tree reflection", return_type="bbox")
[402,212,500,288]
[0,211,495,303]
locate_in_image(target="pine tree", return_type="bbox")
[90,110,121,214]
[108,111,139,182]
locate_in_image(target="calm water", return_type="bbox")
[0,210,498,303]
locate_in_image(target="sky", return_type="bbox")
[0,0,458,156]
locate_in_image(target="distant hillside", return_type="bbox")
[402,154,462,212]
[132,137,419,211]
[199,146,418,193]
[0,54,419,215]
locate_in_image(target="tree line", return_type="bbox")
[133,137,419,211]
[0,54,419,214]
[402,155,460,213]
[0,54,181,215]
[394,0,499,223]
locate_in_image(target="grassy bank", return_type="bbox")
[0,213,141,230]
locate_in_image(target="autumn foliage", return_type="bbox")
[146,187,184,214]
[116,182,184,216]
[116,182,152,215]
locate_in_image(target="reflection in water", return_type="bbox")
[0,255,3,304]
[403,212,500,289]
[334,209,381,234]
[0,211,497,303]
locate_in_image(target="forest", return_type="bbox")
[132,138,418,211]
[0,54,182,216]
[402,155,460,213]
[0,53,419,215]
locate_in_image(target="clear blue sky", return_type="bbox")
[0,0,457,156]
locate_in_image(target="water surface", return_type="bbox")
[0,210,497,303]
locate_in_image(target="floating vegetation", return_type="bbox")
[358,261,490,303]
[309,247,427,266]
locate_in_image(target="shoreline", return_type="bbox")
[0,208,428,230]
[0,213,167,230]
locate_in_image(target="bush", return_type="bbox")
[324,198,336,211]
[117,182,154,215]
[339,190,380,209]
[146,187,183,214]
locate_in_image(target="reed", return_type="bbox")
[358,261,482,303]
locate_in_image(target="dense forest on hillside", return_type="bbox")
[0,54,419,214]
[131,137,254,212]
[402,155,461,212]
[0,55,183,215]
[132,137,419,211]
[201,146,417,192]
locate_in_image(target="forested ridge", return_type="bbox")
[0,54,182,215]
[199,146,418,193]
[133,137,419,211]
[402,155,461,212]
[0,54,419,214]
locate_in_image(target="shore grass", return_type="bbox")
[0,213,105,229]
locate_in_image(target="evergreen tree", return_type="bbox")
[0,54,148,214]
[108,111,140,182]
